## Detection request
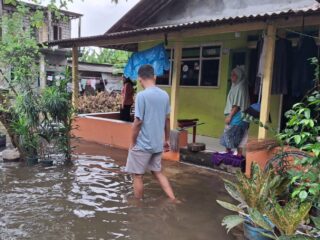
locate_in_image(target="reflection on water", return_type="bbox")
[0,144,236,240]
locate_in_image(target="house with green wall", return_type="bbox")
[49,0,320,140]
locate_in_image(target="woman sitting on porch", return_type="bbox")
[220,66,250,157]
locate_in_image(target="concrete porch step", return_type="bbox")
[180,147,242,174]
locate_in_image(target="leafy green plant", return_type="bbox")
[80,48,131,75]
[217,165,318,239]
[276,57,320,203]
[40,77,75,162]
[217,164,288,235]
[0,3,75,163]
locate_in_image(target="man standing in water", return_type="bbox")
[125,64,176,201]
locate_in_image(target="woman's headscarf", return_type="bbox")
[224,66,250,115]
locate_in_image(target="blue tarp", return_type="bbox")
[124,44,170,80]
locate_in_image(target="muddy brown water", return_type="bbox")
[0,142,238,240]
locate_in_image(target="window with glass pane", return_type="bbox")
[182,47,200,59]
[201,59,220,86]
[180,60,200,86]
[202,46,221,58]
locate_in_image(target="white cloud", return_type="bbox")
[68,0,139,37]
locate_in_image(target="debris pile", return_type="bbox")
[77,92,121,114]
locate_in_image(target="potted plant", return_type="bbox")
[217,163,320,239]
[217,164,287,240]
[11,115,39,166]
[0,132,6,148]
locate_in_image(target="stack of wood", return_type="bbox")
[77,92,121,114]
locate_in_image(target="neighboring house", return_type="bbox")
[0,1,82,89]
[65,60,123,93]
[49,0,320,140]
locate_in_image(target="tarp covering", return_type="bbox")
[124,44,170,80]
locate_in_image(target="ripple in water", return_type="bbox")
[0,151,235,240]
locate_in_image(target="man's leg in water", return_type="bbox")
[152,171,175,200]
[133,174,144,199]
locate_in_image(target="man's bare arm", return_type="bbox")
[164,115,170,151]
[165,116,170,142]
[131,117,143,148]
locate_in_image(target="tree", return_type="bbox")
[0,2,75,162]
[80,48,131,74]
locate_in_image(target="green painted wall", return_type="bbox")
[138,32,281,139]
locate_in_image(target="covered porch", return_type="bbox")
[48,3,320,171]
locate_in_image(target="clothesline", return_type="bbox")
[80,77,102,80]
[283,28,320,40]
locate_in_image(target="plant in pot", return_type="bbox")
[11,115,39,165]
[39,77,75,164]
[217,164,289,240]
[217,164,319,239]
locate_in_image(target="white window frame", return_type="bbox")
[159,43,222,88]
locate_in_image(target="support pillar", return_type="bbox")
[170,41,182,130]
[258,24,277,139]
[78,17,82,38]
[39,54,46,90]
[72,46,79,108]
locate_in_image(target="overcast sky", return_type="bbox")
[67,0,140,37]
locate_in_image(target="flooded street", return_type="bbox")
[0,142,237,240]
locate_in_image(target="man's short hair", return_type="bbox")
[138,64,155,79]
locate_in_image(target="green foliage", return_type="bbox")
[0,3,74,162]
[217,164,319,239]
[217,165,287,236]
[266,199,312,236]
[80,48,131,74]
[278,86,320,203]
[235,164,288,213]
[0,5,41,90]
[248,208,274,232]
[221,215,244,233]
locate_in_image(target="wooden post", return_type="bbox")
[258,24,277,139]
[72,46,79,108]
[170,40,182,130]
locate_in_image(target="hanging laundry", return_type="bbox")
[90,79,97,90]
[291,37,318,97]
[67,82,73,93]
[124,44,170,80]
[80,79,87,90]
[271,38,293,95]
[257,34,268,78]
[254,36,267,97]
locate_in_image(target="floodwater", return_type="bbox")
[0,142,239,240]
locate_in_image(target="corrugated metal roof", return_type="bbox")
[67,61,114,73]
[48,0,320,49]
[107,0,320,33]
[148,0,320,27]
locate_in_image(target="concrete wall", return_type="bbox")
[138,32,281,138]
[2,9,72,43]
